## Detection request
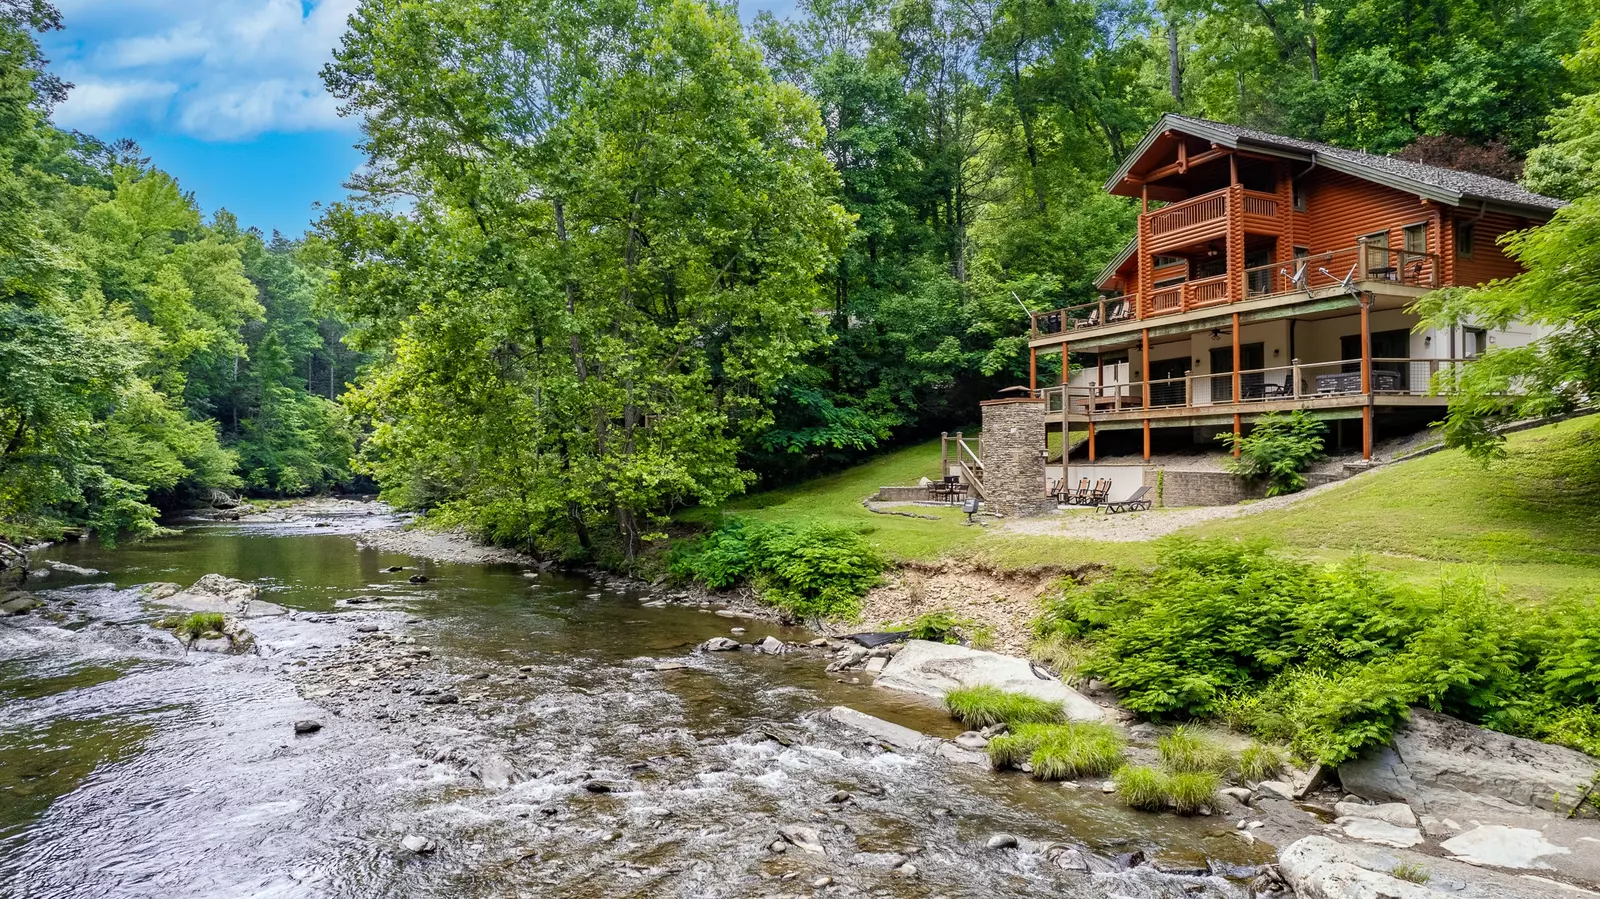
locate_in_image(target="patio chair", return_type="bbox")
[1058,477,1090,505]
[1260,371,1295,398]
[1101,485,1153,514]
[1087,479,1112,506]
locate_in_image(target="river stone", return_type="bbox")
[1,594,40,615]
[653,659,690,671]
[422,693,459,705]
[293,719,323,734]
[1335,801,1417,827]
[1440,825,1572,870]
[1220,787,1253,806]
[827,706,938,753]
[48,561,102,576]
[408,575,429,583]
[1277,837,1433,899]
[699,637,740,652]
[778,824,825,855]
[1336,816,1425,848]
[471,754,517,788]
[1257,780,1295,801]
[1338,707,1600,816]
[401,834,437,854]
[986,833,1019,850]
[155,574,286,618]
[954,731,988,750]
[756,636,787,654]
[873,640,1104,721]
[863,656,888,674]
[810,876,832,888]
[191,635,233,653]
[144,582,182,600]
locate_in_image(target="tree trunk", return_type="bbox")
[1305,0,1320,80]
[1168,19,1182,104]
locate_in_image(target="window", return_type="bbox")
[1293,246,1310,259]
[1465,326,1489,359]
[1403,223,1427,253]
[1455,220,1475,257]
[1292,184,1307,211]
[1152,255,1185,267]
[1362,230,1390,276]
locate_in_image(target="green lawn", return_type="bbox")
[722,417,1600,598]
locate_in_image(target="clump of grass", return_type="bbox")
[944,686,1065,729]
[1029,722,1125,781]
[986,723,1048,769]
[1239,743,1287,782]
[1167,771,1220,815]
[177,612,226,638]
[1391,861,1430,884]
[1028,632,1087,678]
[1113,765,1170,811]
[1158,725,1234,774]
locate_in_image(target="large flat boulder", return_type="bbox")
[872,640,1105,721]
[1338,708,1599,817]
[151,574,287,618]
[1278,836,1564,899]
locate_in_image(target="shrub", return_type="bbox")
[1029,722,1125,780]
[1217,410,1326,496]
[1158,725,1234,774]
[1167,772,1220,815]
[669,518,884,620]
[1238,743,1287,782]
[1113,765,1170,811]
[944,686,1065,729]
[901,610,994,648]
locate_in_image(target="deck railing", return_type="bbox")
[1030,241,1444,338]
[1038,357,1468,417]
[1147,188,1228,238]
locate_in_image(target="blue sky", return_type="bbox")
[42,0,797,237]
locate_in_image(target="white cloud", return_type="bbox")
[46,0,361,141]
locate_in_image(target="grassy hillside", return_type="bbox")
[722,417,1600,597]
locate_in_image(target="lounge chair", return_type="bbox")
[1087,479,1111,506]
[1101,485,1153,514]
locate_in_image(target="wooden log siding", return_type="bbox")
[1455,210,1531,285]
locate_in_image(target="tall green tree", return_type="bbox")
[320,0,850,560]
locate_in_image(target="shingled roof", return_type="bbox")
[1106,114,1563,217]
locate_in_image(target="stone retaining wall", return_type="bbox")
[874,486,933,502]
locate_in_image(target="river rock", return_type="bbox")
[863,656,888,674]
[1334,801,1417,827]
[144,582,182,600]
[699,637,740,652]
[1338,707,1600,816]
[653,659,690,671]
[191,635,234,653]
[408,575,429,584]
[873,640,1104,721]
[1257,780,1295,801]
[809,876,832,888]
[1,594,40,615]
[755,636,787,654]
[1336,816,1425,848]
[954,731,988,750]
[48,562,102,576]
[422,693,459,705]
[1439,825,1572,870]
[778,824,825,855]
[827,706,938,753]
[470,754,517,788]
[154,574,286,617]
[986,833,1019,850]
[401,834,437,854]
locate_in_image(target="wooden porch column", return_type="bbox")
[1231,312,1242,402]
[1097,352,1105,403]
[940,432,948,477]
[1143,420,1151,461]
[1227,153,1244,301]
[1029,346,1037,393]
[1141,329,1151,409]
[1360,293,1373,461]
[1233,414,1242,458]
[1088,420,1097,462]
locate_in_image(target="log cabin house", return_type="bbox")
[934,116,1563,513]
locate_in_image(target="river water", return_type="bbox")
[0,507,1268,898]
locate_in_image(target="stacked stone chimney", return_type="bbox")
[978,397,1051,516]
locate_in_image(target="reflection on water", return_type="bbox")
[0,511,1266,898]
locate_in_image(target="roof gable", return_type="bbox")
[1106,115,1563,218]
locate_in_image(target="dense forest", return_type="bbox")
[3,0,1599,554]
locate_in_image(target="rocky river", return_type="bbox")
[8,502,1585,899]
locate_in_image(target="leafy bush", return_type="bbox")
[1158,725,1234,774]
[1217,410,1326,496]
[1167,772,1220,815]
[669,518,884,619]
[1113,765,1170,811]
[944,686,1065,729]
[1034,537,1600,765]
[900,609,994,648]
[1239,743,1287,782]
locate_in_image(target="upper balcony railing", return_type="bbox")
[1030,242,1441,339]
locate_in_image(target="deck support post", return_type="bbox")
[1088,420,1097,462]
[1143,419,1151,461]
[1291,357,1302,398]
[1141,329,1151,410]
[940,431,948,479]
[1231,312,1242,403]
[1029,346,1037,393]
[1233,414,1242,458]
[1360,293,1373,461]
